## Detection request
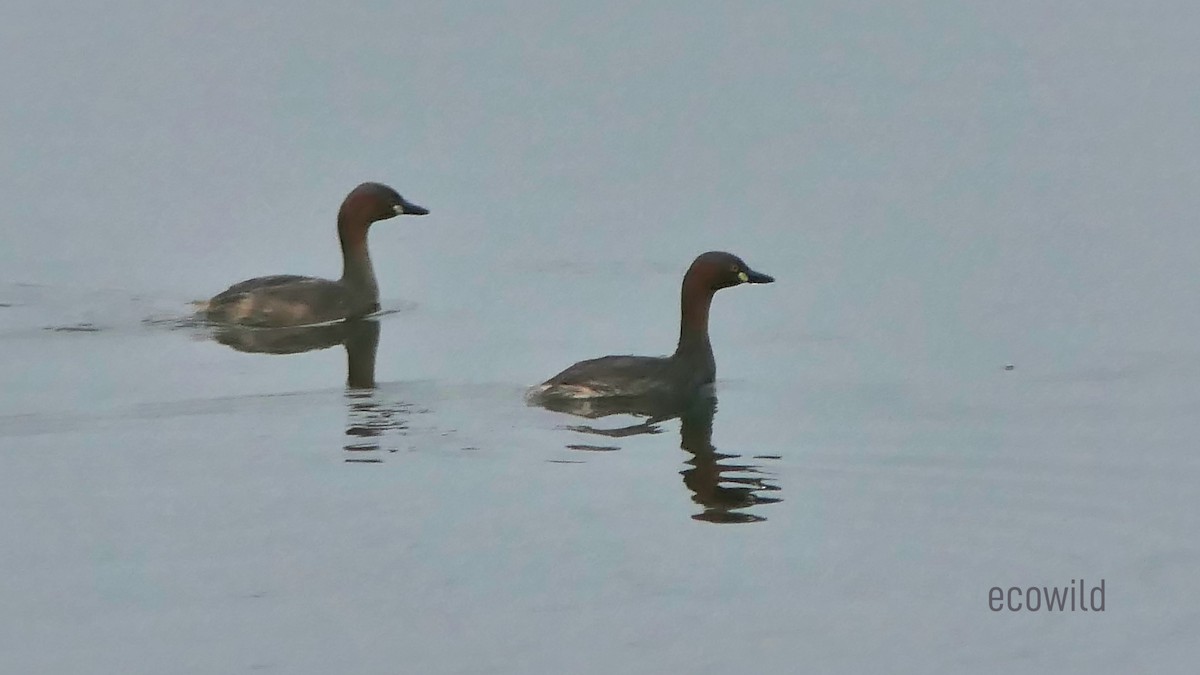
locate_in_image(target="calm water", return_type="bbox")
[3,3,1198,673]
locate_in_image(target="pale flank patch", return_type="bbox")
[232,296,257,321]
[525,383,604,402]
[551,384,602,399]
[283,302,315,325]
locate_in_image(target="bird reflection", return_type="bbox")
[534,393,781,523]
[676,396,782,523]
[209,319,411,462]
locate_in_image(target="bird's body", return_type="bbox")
[201,182,427,328]
[528,251,773,415]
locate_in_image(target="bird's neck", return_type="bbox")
[338,221,380,307]
[673,277,716,381]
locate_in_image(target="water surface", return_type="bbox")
[2,3,1198,673]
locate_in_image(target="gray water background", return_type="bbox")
[2,2,1198,673]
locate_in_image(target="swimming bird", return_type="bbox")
[527,251,774,413]
[200,182,428,327]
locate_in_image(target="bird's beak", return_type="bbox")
[743,268,774,284]
[395,198,429,216]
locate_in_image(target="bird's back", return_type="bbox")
[203,276,367,327]
[532,355,678,399]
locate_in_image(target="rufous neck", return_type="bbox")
[674,274,715,365]
[338,218,379,301]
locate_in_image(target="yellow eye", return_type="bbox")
[737,271,749,282]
